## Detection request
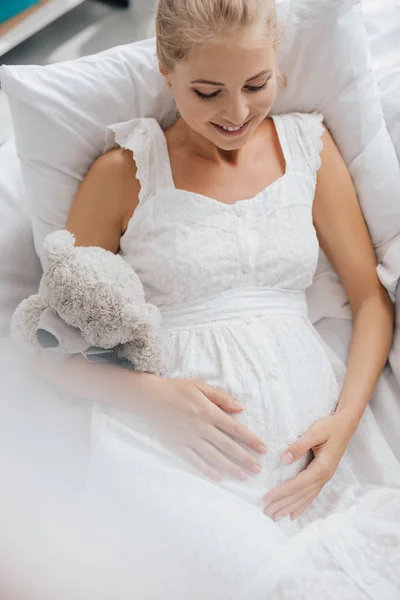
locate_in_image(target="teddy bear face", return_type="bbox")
[12,229,167,376]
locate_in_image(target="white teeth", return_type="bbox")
[221,124,243,132]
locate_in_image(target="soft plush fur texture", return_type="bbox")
[11,230,168,376]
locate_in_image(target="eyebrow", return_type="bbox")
[191,69,272,86]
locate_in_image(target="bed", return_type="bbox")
[0,0,399,597]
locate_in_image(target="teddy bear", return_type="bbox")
[11,229,168,376]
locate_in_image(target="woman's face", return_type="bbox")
[164,37,277,150]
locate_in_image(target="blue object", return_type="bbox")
[0,0,40,24]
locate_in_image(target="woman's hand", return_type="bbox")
[263,414,352,521]
[32,353,267,482]
[137,375,267,482]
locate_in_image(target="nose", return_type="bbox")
[223,94,250,126]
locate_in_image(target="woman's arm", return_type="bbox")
[36,147,144,405]
[262,127,394,520]
[34,149,158,407]
[35,149,268,479]
[313,127,394,434]
[33,352,155,413]
[66,147,140,249]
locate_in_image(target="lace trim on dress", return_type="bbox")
[273,112,324,178]
[104,118,174,205]
[297,112,325,173]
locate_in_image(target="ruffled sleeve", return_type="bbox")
[104,118,173,205]
[273,112,325,180]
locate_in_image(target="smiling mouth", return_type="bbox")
[211,119,252,137]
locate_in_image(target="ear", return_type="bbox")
[11,294,46,347]
[159,62,171,88]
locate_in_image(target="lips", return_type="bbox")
[219,123,244,132]
[211,118,252,137]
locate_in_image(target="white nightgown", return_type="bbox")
[86,113,400,599]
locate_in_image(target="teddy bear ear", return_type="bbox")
[42,229,76,268]
[11,294,46,347]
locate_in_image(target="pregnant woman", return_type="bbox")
[39,0,400,596]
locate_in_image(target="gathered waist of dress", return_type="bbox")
[159,287,308,330]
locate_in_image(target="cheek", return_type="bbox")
[175,91,215,123]
[254,86,277,112]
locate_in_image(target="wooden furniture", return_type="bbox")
[0,0,87,57]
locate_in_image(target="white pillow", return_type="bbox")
[0,138,41,335]
[363,0,400,158]
[362,0,400,379]
[0,38,176,259]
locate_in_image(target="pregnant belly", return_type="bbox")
[166,314,341,445]
[165,315,342,505]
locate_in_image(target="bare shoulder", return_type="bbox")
[313,123,387,312]
[313,121,372,271]
[67,147,140,252]
[315,123,355,210]
[92,147,140,191]
[318,123,344,168]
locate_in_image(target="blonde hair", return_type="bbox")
[156,0,282,72]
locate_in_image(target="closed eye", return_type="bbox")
[245,81,270,93]
[193,79,271,101]
[194,89,221,100]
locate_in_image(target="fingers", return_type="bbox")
[264,470,312,503]
[263,460,322,503]
[194,381,244,413]
[264,484,317,520]
[290,497,315,520]
[181,447,222,482]
[269,494,316,522]
[264,485,311,517]
[214,410,268,455]
[281,419,330,465]
[281,430,318,466]
[195,440,250,481]
[191,381,267,454]
[207,428,263,474]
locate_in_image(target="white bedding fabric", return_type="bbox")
[1,329,399,599]
[1,2,400,595]
[362,0,400,385]
[0,138,41,335]
[363,0,400,157]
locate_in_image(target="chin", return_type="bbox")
[213,137,249,151]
